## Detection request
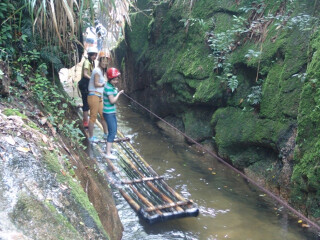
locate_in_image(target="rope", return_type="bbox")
[122,92,320,232]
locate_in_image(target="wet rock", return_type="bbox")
[0,112,121,239]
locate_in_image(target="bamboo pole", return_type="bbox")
[116,146,184,212]
[112,157,162,213]
[95,123,187,212]
[114,137,130,143]
[129,185,162,215]
[117,140,185,203]
[94,137,164,211]
[119,189,141,212]
[115,146,169,205]
[114,149,165,206]
[117,130,188,203]
[96,137,130,143]
[121,176,164,184]
[145,200,193,212]
[115,135,186,208]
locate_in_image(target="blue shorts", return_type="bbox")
[103,113,117,142]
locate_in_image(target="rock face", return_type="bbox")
[0,107,123,239]
[115,0,320,220]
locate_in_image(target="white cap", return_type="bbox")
[87,47,98,54]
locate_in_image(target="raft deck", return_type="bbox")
[96,130,199,224]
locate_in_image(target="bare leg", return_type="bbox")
[83,111,89,122]
[106,142,113,155]
[99,118,108,135]
[88,121,94,138]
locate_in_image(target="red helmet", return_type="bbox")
[107,68,121,79]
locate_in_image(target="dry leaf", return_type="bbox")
[208,167,213,171]
[0,152,5,161]
[60,169,66,176]
[29,146,38,157]
[239,98,244,104]
[16,147,30,153]
[301,224,310,228]
[47,121,56,136]
[7,116,24,126]
[5,136,15,145]
[59,184,68,190]
[40,117,47,125]
[42,135,48,143]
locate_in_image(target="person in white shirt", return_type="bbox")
[87,51,110,142]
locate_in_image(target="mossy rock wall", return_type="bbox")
[291,30,320,219]
[116,0,320,219]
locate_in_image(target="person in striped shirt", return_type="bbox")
[103,68,124,159]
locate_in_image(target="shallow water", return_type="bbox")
[112,98,319,240]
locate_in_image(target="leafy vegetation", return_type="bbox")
[0,0,134,148]
[247,85,262,106]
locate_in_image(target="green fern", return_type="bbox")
[228,75,238,92]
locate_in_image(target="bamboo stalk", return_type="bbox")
[145,200,193,212]
[91,134,154,210]
[116,140,185,207]
[119,139,196,210]
[101,143,163,207]
[119,189,141,212]
[121,176,164,184]
[117,160,161,211]
[117,131,187,203]
[117,146,184,212]
[114,137,130,143]
[116,147,168,205]
[129,185,163,215]
[118,140,185,203]
[95,137,130,143]
[114,150,165,206]
[94,124,189,212]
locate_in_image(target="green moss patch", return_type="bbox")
[11,193,82,239]
[183,109,214,141]
[3,108,27,119]
[43,151,109,239]
[211,107,289,163]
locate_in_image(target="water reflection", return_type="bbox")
[114,99,319,240]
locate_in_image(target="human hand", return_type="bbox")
[119,90,124,95]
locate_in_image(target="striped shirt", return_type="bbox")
[103,82,117,114]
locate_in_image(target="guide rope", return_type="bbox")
[122,92,320,232]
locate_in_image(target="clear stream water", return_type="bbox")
[110,98,319,240]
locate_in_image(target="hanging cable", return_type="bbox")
[122,92,320,232]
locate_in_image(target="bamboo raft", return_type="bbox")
[93,129,199,224]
